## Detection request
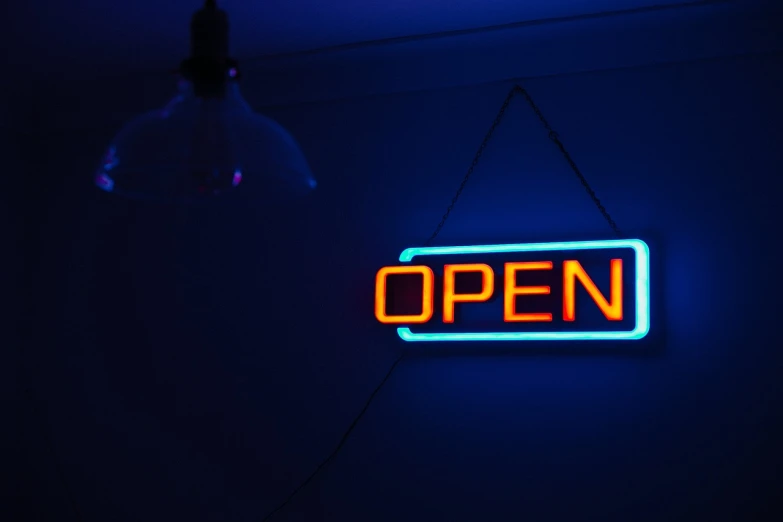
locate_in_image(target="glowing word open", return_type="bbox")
[374,239,650,342]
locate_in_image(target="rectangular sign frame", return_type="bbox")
[389,239,650,342]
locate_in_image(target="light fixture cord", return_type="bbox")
[425,84,622,246]
[260,353,406,521]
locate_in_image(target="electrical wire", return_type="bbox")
[259,353,406,521]
[28,346,405,521]
[53,0,737,81]
[238,0,734,64]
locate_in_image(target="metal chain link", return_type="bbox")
[425,84,621,246]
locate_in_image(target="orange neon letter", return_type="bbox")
[563,259,623,321]
[442,264,494,323]
[504,261,553,322]
[375,266,434,324]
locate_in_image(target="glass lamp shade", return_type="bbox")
[95,78,316,203]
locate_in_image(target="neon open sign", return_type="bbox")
[375,239,650,342]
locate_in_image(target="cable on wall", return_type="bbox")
[259,353,406,521]
[425,84,621,244]
[238,0,735,64]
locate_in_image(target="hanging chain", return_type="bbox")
[425,84,621,246]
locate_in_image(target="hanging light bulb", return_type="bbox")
[95,0,316,202]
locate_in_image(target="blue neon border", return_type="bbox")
[396,239,650,342]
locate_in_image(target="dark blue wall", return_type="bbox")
[14,50,783,521]
[3,96,24,521]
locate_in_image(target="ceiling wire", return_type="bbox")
[114,0,736,78]
[238,0,736,64]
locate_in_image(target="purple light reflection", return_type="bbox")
[95,172,115,192]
